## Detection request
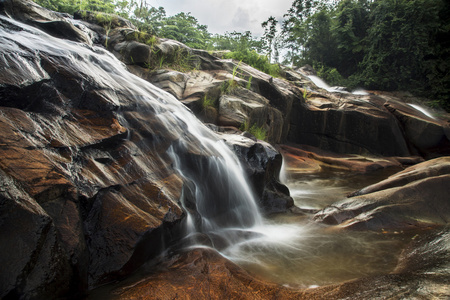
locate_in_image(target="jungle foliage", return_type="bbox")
[280,0,450,110]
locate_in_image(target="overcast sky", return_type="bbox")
[145,0,294,36]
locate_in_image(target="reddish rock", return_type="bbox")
[94,248,303,299]
[278,143,422,175]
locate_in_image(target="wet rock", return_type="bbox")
[84,180,184,286]
[146,69,188,99]
[225,134,293,214]
[91,248,303,299]
[0,173,74,299]
[314,157,450,231]
[286,69,450,158]
[278,143,423,174]
[349,156,450,196]
[300,228,450,299]
[0,5,187,296]
[0,0,91,44]
[288,93,411,156]
[383,101,450,157]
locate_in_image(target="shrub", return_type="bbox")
[224,49,279,77]
[240,120,267,141]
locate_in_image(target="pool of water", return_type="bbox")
[221,166,412,288]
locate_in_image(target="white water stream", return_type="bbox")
[0,14,289,260]
[308,75,369,95]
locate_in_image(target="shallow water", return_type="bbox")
[284,168,401,210]
[221,167,411,288]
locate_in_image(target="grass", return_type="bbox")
[202,95,216,109]
[224,49,280,77]
[246,75,253,90]
[240,120,267,141]
[143,46,197,72]
[302,88,311,101]
[220,60,242,94]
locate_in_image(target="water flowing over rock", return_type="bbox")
[2,1,450,299]
[0,2,288,297]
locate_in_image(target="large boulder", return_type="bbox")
[224,133,293,214]
[314,157,450,231]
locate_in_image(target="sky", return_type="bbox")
[145,0,294,36]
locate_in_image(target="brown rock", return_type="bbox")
[93,248,303,299]
[314,157,450,231]
[278,144,420,174]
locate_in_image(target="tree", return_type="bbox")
[133,5,166,34]
[211,31,260,52]
[332,0,370,76]
[357,0,442,90]
[159,12,210,49]
[261,16,278,62]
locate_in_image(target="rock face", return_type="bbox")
[314,157,450,231]
[224,134,293,214]
[0,1,293,298]
[0,5,187,296]
[286,72,450,158]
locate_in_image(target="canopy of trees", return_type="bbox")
[280,0,450,110]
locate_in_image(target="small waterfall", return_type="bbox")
[308,75,368,95]
[408,103,435,120]
[0,15,262,248]
[279,153,289,185]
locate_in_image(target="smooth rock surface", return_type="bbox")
[314,157,450,231]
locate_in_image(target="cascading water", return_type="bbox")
[0,14,262,248]
[408,103,436,120]
[308,75,369,95]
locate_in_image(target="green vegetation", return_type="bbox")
[246,76,253,90]
[302,88,311,101]
[201,95,216,109]
[240,121,267,141]
[220,61,242,94]
[279,0,450,110]
[144,47,196,72]
[224,50,280,77]
[34,0,115,14]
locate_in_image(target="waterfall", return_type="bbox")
[0,15,262,246]
[308,75,368,95]
[408,103,436,120]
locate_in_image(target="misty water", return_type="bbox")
[2,14,411,292]
[218,166,410,288]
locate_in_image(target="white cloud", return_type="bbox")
[145,0,293,36]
